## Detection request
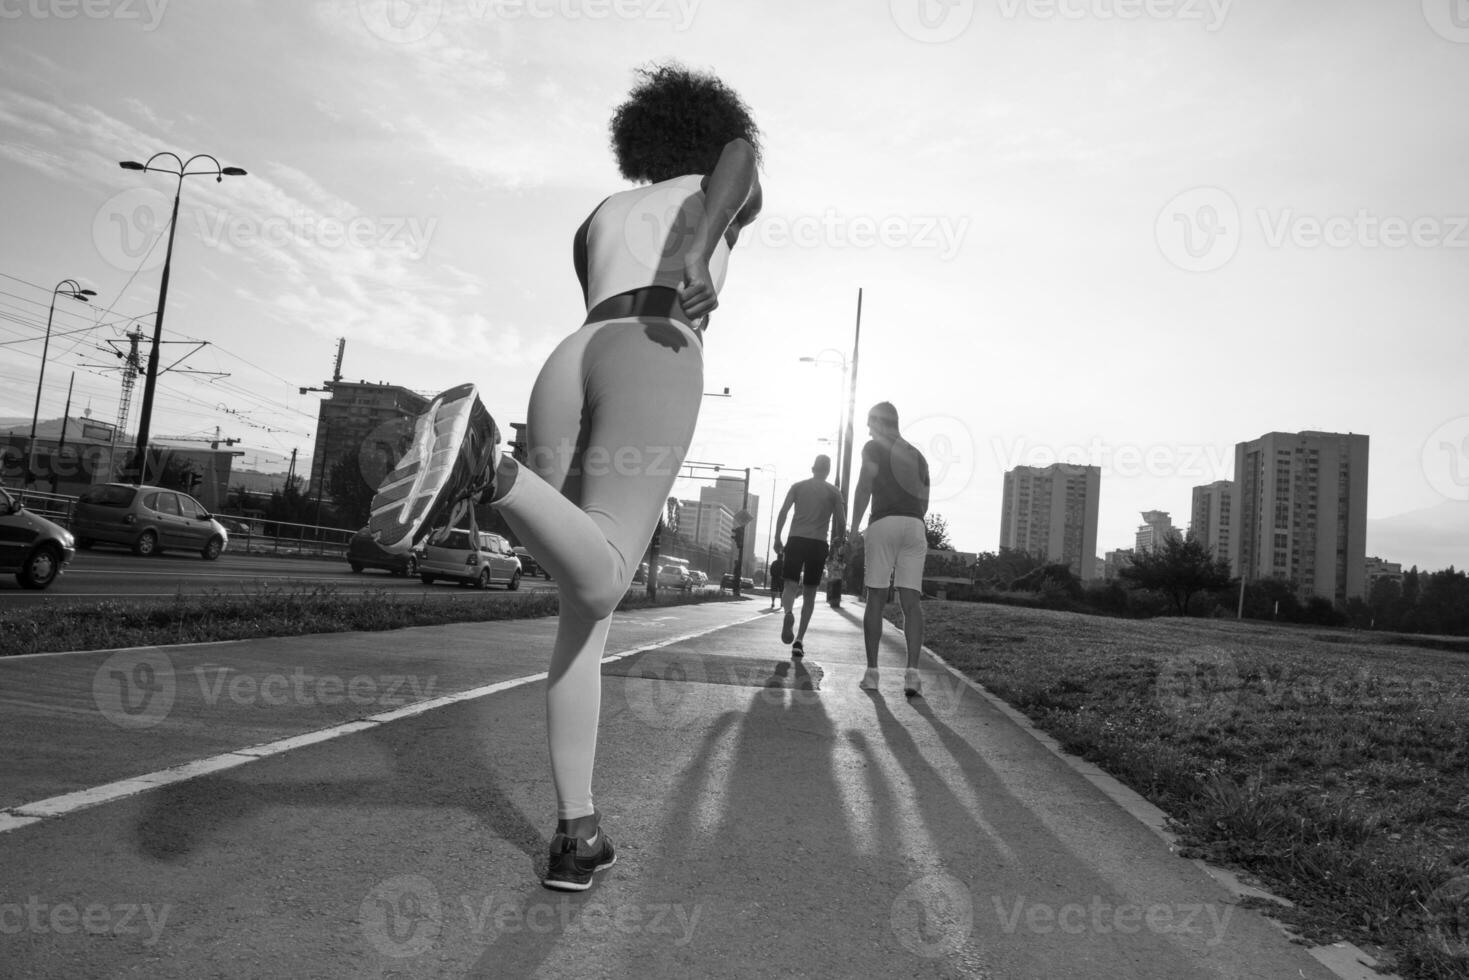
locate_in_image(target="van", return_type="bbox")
[418,527,522,589]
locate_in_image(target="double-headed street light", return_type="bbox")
[118,152,247,484]
[26,280,96,487]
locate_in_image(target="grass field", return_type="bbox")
[913,600,1469,980]
[0,584,730,657]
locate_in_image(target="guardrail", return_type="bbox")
[11,487,356,561]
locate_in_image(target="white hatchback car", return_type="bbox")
[418,527,522,590]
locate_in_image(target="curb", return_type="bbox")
[867,603,1401,980]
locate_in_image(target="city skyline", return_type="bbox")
[1,2,1466,572]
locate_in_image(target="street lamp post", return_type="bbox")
[800,349,849,486]
[756,463,777,603]
[119,152,246,484]
[27,280,96,487]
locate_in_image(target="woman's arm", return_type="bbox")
[680,138,761,320]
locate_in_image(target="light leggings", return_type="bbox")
[492,315,703,820]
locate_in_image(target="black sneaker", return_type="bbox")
[542,831,617,892]
[781,610,795,644]
[791,639,804,657]
[368,383,498,553]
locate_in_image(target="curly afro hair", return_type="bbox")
[609,61,762,185]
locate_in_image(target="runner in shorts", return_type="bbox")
[849,402,930,697]
[773,454,846,656]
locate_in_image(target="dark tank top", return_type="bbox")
[865,437,930,521]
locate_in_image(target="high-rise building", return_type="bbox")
[1103,548,1134,581]
[999,463,1100,580]
[1190,481,1234,565]
[1364,556,1403,592]
[700,475,760,575]
[1135,510,1179,554]
[1229,430,1369,603]
[679,498,736,552]
[306,381,430,498]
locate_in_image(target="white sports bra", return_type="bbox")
[582,174,732,311]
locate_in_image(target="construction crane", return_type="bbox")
[300,338,346,395]
[155,426,241,449]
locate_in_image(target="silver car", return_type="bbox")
[418,527,521,589]
[72,483,229,560]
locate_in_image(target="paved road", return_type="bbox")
[0,599,1352,979]
[0,548,558,605]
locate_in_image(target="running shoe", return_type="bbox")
[781,610,795,644]
[904,668,923,698]
[542,831,617,892]
[791,639,804,657]
[859,667,880,692]
[368,383,498,554]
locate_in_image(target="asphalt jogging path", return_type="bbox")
[0,598,1354,979]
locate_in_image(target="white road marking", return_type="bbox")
[0,613,761,833]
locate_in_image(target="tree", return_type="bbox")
[924,513,952,550]
[971,547,1043,589]
[327,455,376,530]
[1117,536,1232,616]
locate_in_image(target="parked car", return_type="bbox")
[512,546,550,579]
[72,483,228,560]
[347,527,420,577]
[419,527,521,589]
[0,485,76,590]
[720,572,755,593]
[685,570,709,592]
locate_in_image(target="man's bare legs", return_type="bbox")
[861,585,925,692]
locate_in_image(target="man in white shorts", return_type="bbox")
[849,401,930,697]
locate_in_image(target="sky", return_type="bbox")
[1,0,1467,571]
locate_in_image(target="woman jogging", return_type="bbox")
[368,62,762,890]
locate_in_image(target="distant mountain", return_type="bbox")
[1367,500,1469,572]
